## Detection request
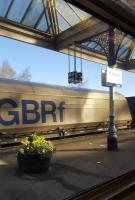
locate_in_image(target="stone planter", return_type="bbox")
[17,153,52,173]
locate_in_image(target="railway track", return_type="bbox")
[0,126,130,148]
[65,169,135,200]
[0,126,106,147]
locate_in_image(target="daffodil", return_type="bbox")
[17,133,54,157]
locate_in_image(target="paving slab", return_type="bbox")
[0,130,135,200]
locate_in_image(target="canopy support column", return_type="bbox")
[107,26,118,151]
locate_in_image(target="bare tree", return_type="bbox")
[0,60,31,81]
[16,67,31,81]
[0,60,16,79]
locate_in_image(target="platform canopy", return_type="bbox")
[0,0,135,71]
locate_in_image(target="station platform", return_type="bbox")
[0,129,135,200]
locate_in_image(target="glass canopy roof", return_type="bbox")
[0,0,134,71]
[0,0,90,34]
[81,31,134,63]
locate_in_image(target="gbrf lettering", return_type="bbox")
[0,98,65,126]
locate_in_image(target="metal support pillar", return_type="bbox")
[107,26,118,151]
[108,86,118,150]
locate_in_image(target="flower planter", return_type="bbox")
[17,153,52,173]
[17,133,54,173]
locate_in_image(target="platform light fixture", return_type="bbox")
[68,43,83,84]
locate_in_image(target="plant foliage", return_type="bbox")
[18,134,54,157]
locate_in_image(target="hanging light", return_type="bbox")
[68,42,83,84]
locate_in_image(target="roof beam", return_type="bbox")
[46,0,59,35]
[56,16,109,50]
[117,60,135,71]
[60,45,108,65]
[0,17,54,50]
[65,0,135,38]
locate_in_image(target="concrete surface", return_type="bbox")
[0,130,135,200]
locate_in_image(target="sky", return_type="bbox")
[0,36,135,97]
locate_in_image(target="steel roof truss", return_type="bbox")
[4,0,14,18]
[20,0,33,24]
[34,10,45,29]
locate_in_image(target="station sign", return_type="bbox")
[101,67,122,87]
